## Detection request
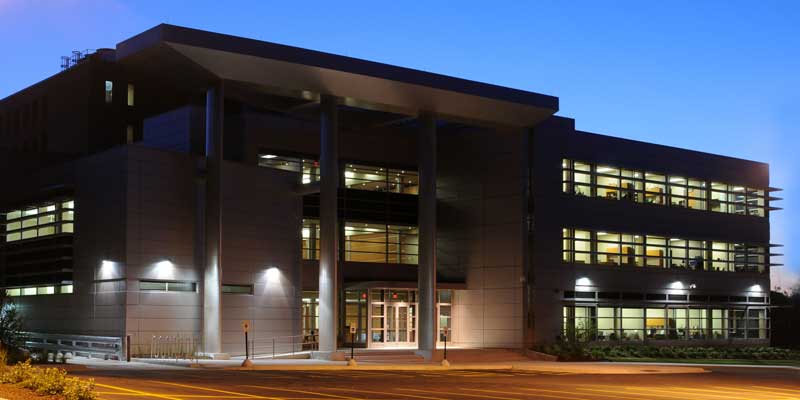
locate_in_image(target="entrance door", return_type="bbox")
[370,302,417,347]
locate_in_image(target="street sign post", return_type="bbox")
[241,320,250,360]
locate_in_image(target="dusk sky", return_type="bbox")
[1,0,798,289]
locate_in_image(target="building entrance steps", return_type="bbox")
[339,348,534,364]
[345,349,426,364]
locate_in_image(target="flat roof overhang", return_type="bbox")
[116,24,558,127]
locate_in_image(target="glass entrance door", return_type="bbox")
[369,289,417,347]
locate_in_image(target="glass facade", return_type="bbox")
[301,219,320,260]
[301,289,454,348]
[344,163,418,194]
[258,152,419,194]
[562,159,767,217]
[563,305,768,342]
[562,228,767,273]
[258,154,320,184]
[344,222,418,264]
[302,291,319,340]
[3,199,75,243]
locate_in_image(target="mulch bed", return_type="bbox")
[0,383,63,400]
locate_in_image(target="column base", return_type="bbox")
[203,353,230,360]
[311,351,346,361]
[415,349,442,361]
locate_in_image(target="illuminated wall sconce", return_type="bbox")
[99,259,116,279]
[265,266,280,282]
[670,281,685,290]
[749,284,763,293]
[575,277,592,286]
[154,259,174,279]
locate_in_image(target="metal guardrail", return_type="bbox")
[249,334,318,358]
[149,335,201,361]
[23,332,123,360]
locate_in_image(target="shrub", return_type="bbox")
[0,360,96,400]
[63,377,96,400]
[21,366,67,395]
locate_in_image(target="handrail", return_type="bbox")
[248,334,318,358]
[23,332,122,360]
[148,335,201,361]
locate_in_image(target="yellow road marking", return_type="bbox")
[98,394,248,399]
[148,381,280,400]
[665,386,797,400]
[401,387,520,400]
[708,386,800,399]
[326,387,448,400]
[95,382,185,400]
[624,385,771,400]
[751,386,800,395]
[579,385,761,400]
[243,385,358,399]
[520,387,649,400]
[463,387,593,400]
[577,386,699,400]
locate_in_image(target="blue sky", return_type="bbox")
[1,0,798,289]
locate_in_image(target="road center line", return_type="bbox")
[463,387,592,400]
[242,385,358,400]
[95,382,185,400]
[148,380,281,400]
[326,387,447,400]
[401,387,525,400]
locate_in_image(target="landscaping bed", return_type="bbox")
[535,343,800,365]
[0,360,95,400]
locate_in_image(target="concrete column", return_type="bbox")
[417,112,437,360]
[202,84,227,359]
[317,95,342,359]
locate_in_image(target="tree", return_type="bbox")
[0,294,25,348]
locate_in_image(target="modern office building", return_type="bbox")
[0,24,780,358]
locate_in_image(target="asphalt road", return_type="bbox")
[69,366,800,400]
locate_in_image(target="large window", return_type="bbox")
[6,284,73,297]
[302,291,319,339]
[344,163,418,194]
[3,199,75,243]
[258,152,419,194]
[344,222,418,264]
[258,154,320,184]
[563,305,768,342]
[562,228,767,273]
[302,219,320,260]
[562,159,767,217]
[139,280,196,292]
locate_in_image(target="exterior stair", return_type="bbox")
[346,349,427,363]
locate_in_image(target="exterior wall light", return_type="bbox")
[575,277,592,286]
[750,284,763,293]
[100,260,117,279]
[266,266,280,282]
[670,281,684,290]
[154,259,174,279]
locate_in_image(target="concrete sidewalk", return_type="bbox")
[75,357,708,375]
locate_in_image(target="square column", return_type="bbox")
[417,112,437,359]
[316,95,343,359]
[202,84,227,359]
